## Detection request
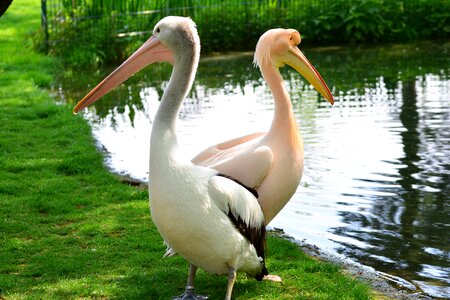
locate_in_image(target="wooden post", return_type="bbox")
[41,0,49,53]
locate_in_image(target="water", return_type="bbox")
[56,41,450,298]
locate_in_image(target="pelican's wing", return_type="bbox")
[193,133,274,189]
[192,132,265,166]
[209,174,265,254]
[209,174,265,228]
[209,174,268,280]
[210,145,273,189]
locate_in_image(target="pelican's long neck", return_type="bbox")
[156,59,197,129]
[150,50,199,167]
[260,63,299,139]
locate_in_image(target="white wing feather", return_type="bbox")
[208,175,265,229]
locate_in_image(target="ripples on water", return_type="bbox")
[58,42,450,298]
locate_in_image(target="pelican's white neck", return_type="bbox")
[156,60,196,127]
[150,48,199,169]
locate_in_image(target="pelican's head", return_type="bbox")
[152,16,200,66]
[73,16,200,113]
[254,29,334,104]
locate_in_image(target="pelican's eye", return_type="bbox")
[156,27,161,34]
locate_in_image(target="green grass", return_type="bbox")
[1,1,375,299]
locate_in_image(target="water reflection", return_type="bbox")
[58,42,450,298]
[331,72,450,298]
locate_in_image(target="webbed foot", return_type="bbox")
[173,287,208,300]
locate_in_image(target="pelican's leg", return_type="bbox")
[224,267,236,300]
[173,264,208,300]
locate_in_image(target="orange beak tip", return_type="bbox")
[72,106,81,114]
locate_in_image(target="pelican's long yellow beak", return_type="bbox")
[285,47,334,105]
[73,36,174,114]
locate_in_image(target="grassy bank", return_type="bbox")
[1,1,374,299]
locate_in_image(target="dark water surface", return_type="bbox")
[57,41,450,298]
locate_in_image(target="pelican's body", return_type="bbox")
[193,29,334,224]
[150,163,264,276]
[74,17,269,300]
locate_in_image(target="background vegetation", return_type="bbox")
[39,0,450,67]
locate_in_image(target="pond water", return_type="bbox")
[57,41,449,298]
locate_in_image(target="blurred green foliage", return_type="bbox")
[38,0,450,67]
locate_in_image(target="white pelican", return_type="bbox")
[74,16,272,300]
[192,29,334,224]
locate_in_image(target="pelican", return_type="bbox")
[192,29,334,224]
[74,17,272,300]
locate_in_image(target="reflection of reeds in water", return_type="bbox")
[58,41,449,117]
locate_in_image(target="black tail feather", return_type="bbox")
[254,265,269,281]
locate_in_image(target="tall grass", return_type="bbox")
[39,0,450,67]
